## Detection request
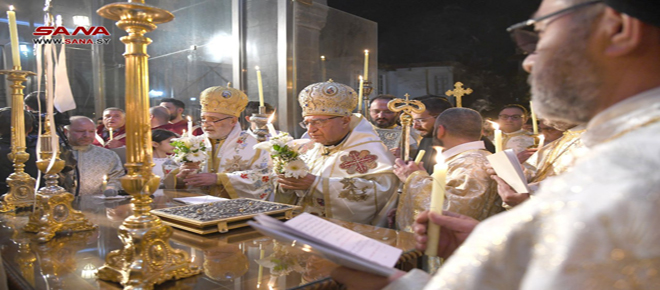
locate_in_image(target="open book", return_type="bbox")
[248,213,402,277]
[486,149,530,193]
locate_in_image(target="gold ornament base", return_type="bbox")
[23,192,96,242]
[0,171,36,212]
[97,196,201,289]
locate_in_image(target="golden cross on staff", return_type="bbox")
[387,93,426,161]
[445,82,473,108]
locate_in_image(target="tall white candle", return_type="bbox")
[414,149,426,165]
[7,5,21,69]
[357,75,364,112]
[363,50,369,81]
[187,115,193,136]
[530,101,539,135]
[489,121,502,153]
[256,66,265,107]
[320,55,326,82]
[425,147,446,257]
[102,175,108,192]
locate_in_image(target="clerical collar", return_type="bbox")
[441,141,486,160]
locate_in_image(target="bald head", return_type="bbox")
[150,106,170,127]
[67,116,97,146]
[435,108,483,141]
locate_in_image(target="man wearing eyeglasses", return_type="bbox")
[368,94,420,153]
[172,86,274,200]
[332,0,660,288]
[497,104,535,155]
[275,81,397,225]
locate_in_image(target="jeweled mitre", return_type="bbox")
[298,80,358,117]
[200,86,248,117]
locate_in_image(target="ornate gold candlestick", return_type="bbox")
[24,124,96,242]
[96,1,200,288]
[361,81,374,117]
[0,68,36,212]
[251,106,270,142]
[388,94,426,161]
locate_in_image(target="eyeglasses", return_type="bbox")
[412,116,436,124]
[299,116,341,129]
[200,116,232,125]
[498,114,524,121]
[506,0,603,54]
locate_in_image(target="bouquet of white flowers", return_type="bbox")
[254,133,309,178]
[170,135,209,164]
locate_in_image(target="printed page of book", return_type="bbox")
[249,213,402,277]
[486,149,530,193]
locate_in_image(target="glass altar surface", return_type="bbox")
[0,190,421,290]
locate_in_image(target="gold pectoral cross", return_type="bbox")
[445,82,473,108]
[387,94,426,161]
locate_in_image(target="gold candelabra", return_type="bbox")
[96,1,200,288]
[0,68,36,212]
[388,94,426,161]
[24,122,96,242]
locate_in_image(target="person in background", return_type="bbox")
[159,98,188,136]
[93,107,126,149]
[151,129,179,186]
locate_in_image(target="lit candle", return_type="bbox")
[425,147,446,257]
[489,121,502,153]
[536,134,545,152]
[257,245,265,288]
[102,175,108,192]
[320,55,326,82]
[266,113,277,137]
[414,149,426,165]
[363,50,369,81]
[530,101,538,135]
[187,115,193,136]
[357,75,364,112]
[109,127,114,141]
[256,66,265,107]
[7,5,21,69]
[182,129,187,138]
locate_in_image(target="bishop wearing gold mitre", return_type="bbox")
[172,86,275,199]
[393,108,503,232]
[275,80,398,225]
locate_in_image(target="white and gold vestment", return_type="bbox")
[373,124,419,151]
[202,123,274,200]
[524,125,587,186]
[502,129,535,154]
[277,115,398,224]
[396,141,503,232]
[71,145,124,195]
[386,87,660,289]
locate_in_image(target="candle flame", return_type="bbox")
[187,115,192,122]
[364,49,369,54]
[359,75,363,81]
[103,175,107,182]
[434,146,445,164]
[9,5,14,11]
[320,55,325,60]
[255,66,260,70]
[488,120,500,130]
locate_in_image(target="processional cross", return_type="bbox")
[445,82,473,108]
[387,94,426,161]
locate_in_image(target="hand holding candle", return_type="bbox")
[425,147,446,257]
[7,5,21,69]
[256,66,265,107]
